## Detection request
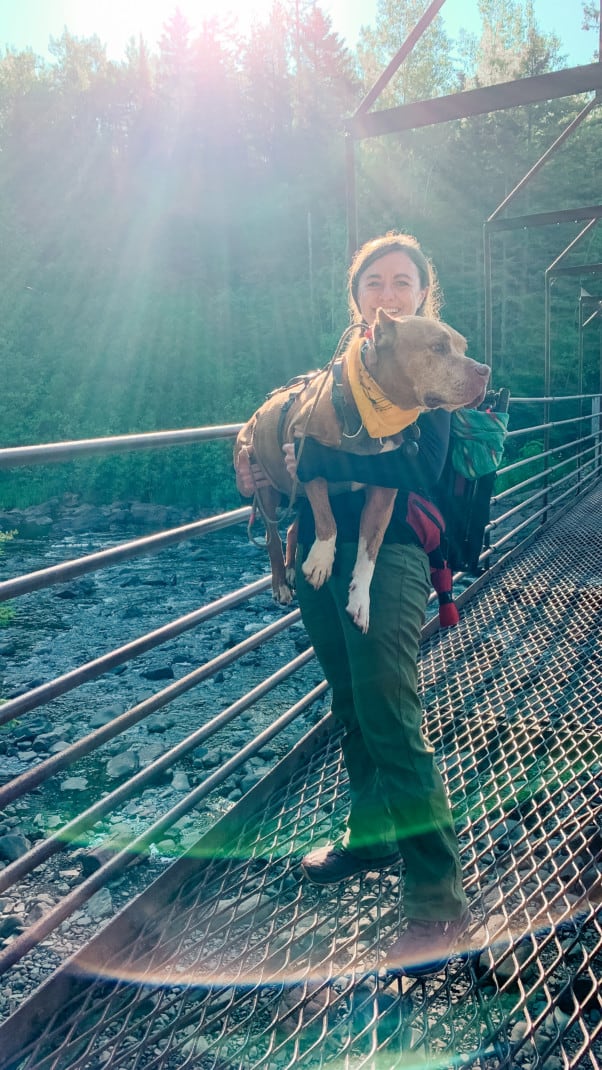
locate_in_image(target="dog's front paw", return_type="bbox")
[346,583,370,633]
[285,565,296,590]
[273,583,294,606]
[301,536,336,589]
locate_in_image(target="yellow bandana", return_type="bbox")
[347,343,422,438]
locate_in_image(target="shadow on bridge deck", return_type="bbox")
[1,486,600,1070]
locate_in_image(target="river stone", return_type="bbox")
[61,777,89,792]
[0,833,31,862]
[141,665,175,681]
[12,716,53,741]
[50,740,71,753]
[106,751,139,778]
[147,715,176,734]
[0,915,23,938]
[137,742,165,764]
[17,516,54,538]
[87,888,114,921]
[171,771,190,791]
[90,707,121,728]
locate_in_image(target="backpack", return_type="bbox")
[411,388,510,627]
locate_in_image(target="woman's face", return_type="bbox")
[356,250,428,326]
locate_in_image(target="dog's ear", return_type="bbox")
[442,324,468,354]
[370,309,398,367]
[373,308,398,345]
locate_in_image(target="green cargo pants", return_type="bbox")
[296,540,467,922]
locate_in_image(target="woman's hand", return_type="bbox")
[283,441,298,480]
[235,447,271,496]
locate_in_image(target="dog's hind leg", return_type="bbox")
[284,519,299,590]
[301,478,337,590]
[346,487,397,633]
[257,486,294,605]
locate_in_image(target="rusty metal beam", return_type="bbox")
[487,205,602,232]
[487,99,600,224]
[353,0,447,117]
[552,262,602,277]
[346,63,602,139]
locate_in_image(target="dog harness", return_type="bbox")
[274,372,321,450]
[330,358,366,442]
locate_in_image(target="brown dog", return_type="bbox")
[234,310,490,632]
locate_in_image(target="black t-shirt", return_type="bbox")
[296,409,450,545]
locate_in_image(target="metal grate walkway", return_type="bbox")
[1,486,601,1070]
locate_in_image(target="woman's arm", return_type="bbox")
[291,410,451,491]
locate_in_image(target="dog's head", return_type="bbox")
[368,310,490,411]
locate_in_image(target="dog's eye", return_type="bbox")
[431,341,448,354]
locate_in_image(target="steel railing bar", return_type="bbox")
[475,514,562,579]
[0,575,274,725]
[505,414,599,438]
[499,429,599,472]
[488,461,597,529]
[494,457,597,505]
[493,442,598,500]
[0,426,242,469]
[0,507,252,602]
[509,394,602,404]
[418,464,598,625]
[0,609,304,803]
[0,681,328,975]
[482,477,592,559]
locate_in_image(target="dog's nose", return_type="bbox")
[477,364,490,377]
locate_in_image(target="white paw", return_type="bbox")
[346,583,370,633]
[285,566,296,588]
[301,536,336,589]
[273,583,294,605]
[346,542,374,633]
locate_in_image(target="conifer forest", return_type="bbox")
[1,1,601,509]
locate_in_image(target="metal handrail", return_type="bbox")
[0,508,251,602]
[495,434,598,482]
[505,413,598,438]
[494,440,599,500]
[0,425,243,469]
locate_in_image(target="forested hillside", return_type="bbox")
[1,0,600,509]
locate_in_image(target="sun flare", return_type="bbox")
[94,0,278,57]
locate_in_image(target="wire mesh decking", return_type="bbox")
[1,484,600,1070]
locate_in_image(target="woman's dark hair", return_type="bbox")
[348,232,442,323]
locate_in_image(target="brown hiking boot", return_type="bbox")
[301,843,402,885]
[384,910,476,977]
